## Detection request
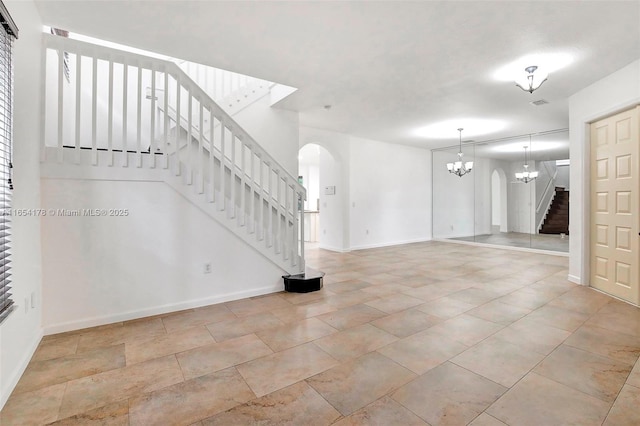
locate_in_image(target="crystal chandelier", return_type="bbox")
[515,65,548,94]
[446,128,473,177]
[515,140,538,183]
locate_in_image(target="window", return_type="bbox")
[0,1,17,325]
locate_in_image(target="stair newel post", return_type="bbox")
[122,57,128,168]
[186,87,193,185]
[239,138,246,227]
[275,169,281,254]
[163,67,169,169]
[248,148,255,234]
[299,187,305,272]
[56,47,64,163]
[292,183,298,267]
[198,101,204,194]
[135,59,142,168]
[150,66,158,169]
[230,133,237,220]
[284,177,290,261]
[107,59,114,166]
[74,51,82,165]
[208,108,215,203]
[91,55,99,166]
[174,73,181,176]
[219,120,226,212]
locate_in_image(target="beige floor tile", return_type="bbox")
[496,288,557,310]
[467,300,531,326]
[225,295,291,317]
[280,288,336,305]
[256,317,337,352]
[377,330,467,375]
[371,308,440,338]
[32,334,80,363]
[547,286,612,314]
[448,288,501,305]
[325,279,372,294]
[401,284,459,302]
[128,367,254,426]
[14,344,125,394]
[177,334,273,380]
[201,381,340,426]
[467,413,508,426]
[58,355,184,419]
[236,342,338,397]
[491,317,571,355]
[47,400,129,425]
[415,296,476,319]
[487,372,610,426]
[424,314,504,347]
[365,294,424,314]
[317,304,387,330]
[314,324,397,362]
[451,336,545,387]
[332,396,428,426]
[523,305,590,332]
[565,324,640,365]
[125,326,214,365]
[603,384,640,425]
[361,283,412,297]
[76,318,166,352]
[307,352,416,416]
[323,290,380,309]
[0,383,66,425]
[206,311,284,342]
[626,359,640,388]
[392,362,506,426]
[587,302,640,338]
[269,301,337,324]
[161,304,236,333]
[533,344,631,402]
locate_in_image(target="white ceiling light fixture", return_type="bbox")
[515,65,548,93]
[447,128,473,177]
[515,137,538,183]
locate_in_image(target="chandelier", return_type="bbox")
[515,140,538,183]
[446,128,473,177]
[515,65,548,94]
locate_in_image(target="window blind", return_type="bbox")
[0,1,17,325]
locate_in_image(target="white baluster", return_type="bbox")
[150,67,156,168]
[107,59,114,166]
[74,52,81,164]
[136,63,142,167]
[198,101,204,194]
[92,56,98,165]
[163,69,169,169]
[57,48,64,162]
[209,108,215,203]
[122,59,128,168]
[174,74,181,175]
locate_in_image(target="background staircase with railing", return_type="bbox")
[41,33,305,275]
[540,187,569,235]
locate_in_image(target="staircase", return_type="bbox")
[540,187,569,235]
[41,33,305,274]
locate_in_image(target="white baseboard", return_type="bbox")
[43,284,283,335]
[318,244,351,253]
[349,237,432,251]
[1,328,43,410]
[567,274,582,285]
[434,238,569,257]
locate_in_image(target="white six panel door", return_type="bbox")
[590,106,640,304]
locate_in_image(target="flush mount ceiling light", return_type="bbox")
[446,128,473,177]
[415,118,506,139]
[515,65,548,93]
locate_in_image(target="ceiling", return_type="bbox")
[33,1,640,152]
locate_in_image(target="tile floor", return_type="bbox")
[2,241,640,425]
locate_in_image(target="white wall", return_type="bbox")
[568,59,640,284]
[1,0,44,410]
[300,126,431,252]
[40,178,286,333]
[349,136,431,250]
[235,95,299,178]
[556,164,570,190]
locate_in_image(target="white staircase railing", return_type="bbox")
[177,60,273,113]
[41,33,305,274]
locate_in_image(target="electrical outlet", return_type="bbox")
[204,262,212,274]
